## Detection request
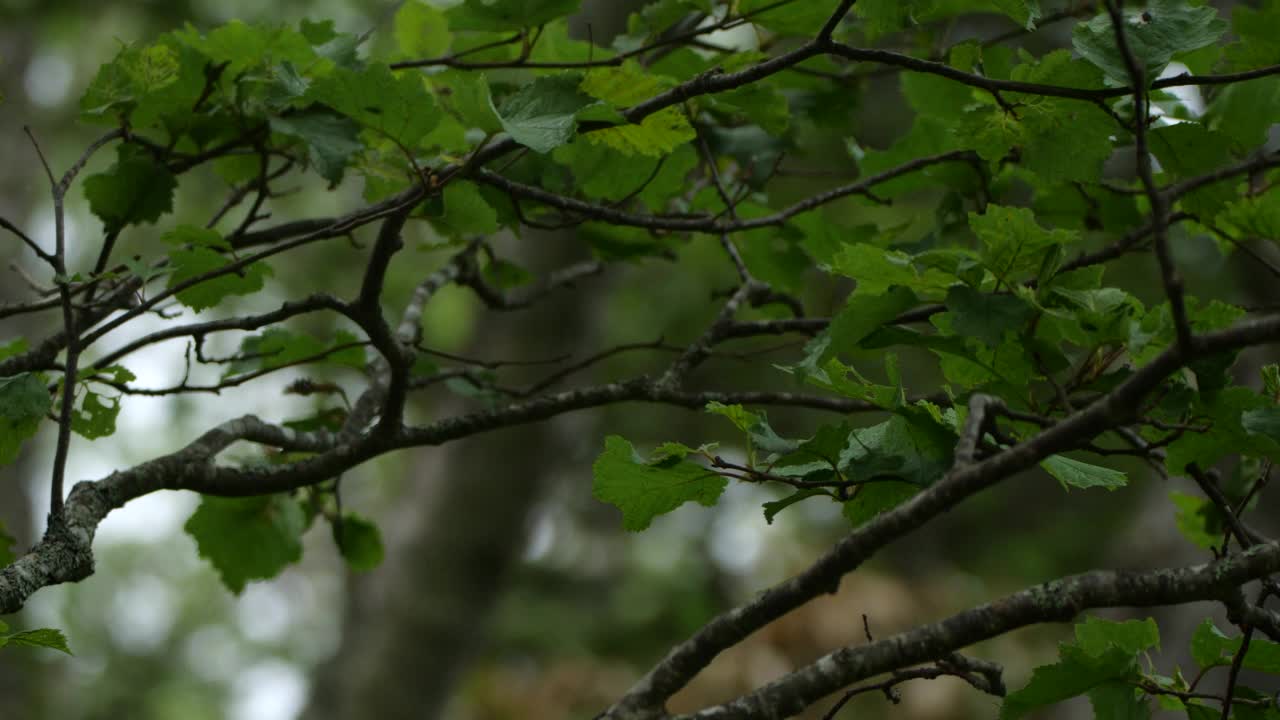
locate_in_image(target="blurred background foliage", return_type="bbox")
[0,0,1273,718]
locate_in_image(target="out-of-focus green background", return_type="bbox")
[0,1,1272,718]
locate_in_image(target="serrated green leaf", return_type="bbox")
[394,1,451,59]
[1075,616,1160,657]
[94,365,137,385]
[842,413,955,488]
[309,63,440,148]
[831,244,956,298]
[164,225,273,311]
[970,205,1078,285]
[176,19,318,77]
[447,0,581,31]
[83,145,177,232]
[704,401,761,433]
[705,402,798,456]
[1243,407,1280,442]
[432,71,502,133]
[1001,645,1138,720]
[492,73,594,153]
[1041,454,1127,491]
[226,327,362,376]
[0,339,28,362]
[706,84,790,135]
[1148,123,1239,218]
[824,286,921,362]
[1223,1,1280,69]
[1164,387,1279,474]
[0,373,51,466]
[2,627,72,655]
[741,0,832,35]
[592,436,726,531]
[945,285,1035,347]
[1212,77,1280,152]
[431,180,499,236]
[0,373,52,422]
[762,488,829,524]
[1190,620,1280,673]
[270,111,363,185]
[1088,681,1151,720]
[580,62,672,107]
[991,0,1041,29]
[1072,0,1227,84]
[70,389,120,440]
[1169,491,1219,550]
[842,480,919,528]
[585,106,695,157]
[333,513,384,572]
[185,494,307,594]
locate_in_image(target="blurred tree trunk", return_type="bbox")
[303,7,644,718]
[0,20,44,718]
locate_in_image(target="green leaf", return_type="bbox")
[580,62,672,107]
[227,328,363,376]
[1223,1,1280,69]
[855,0,929,39]
[0,339,28,362]
[842,412,956,488]
[1169,491,1219,550]
[332,513,384,572]
[831,244,956,298]
[429,180,500,236]
[0,373,53,421]
[970,205,1078,285]
[826,286,920,359]
[70,390,120,440]
[1072,0,1227,84]
[1001,645,1138,720]
[1074,616,1160,656]
[432,71,502,133]
[447,0,581,31]
[1191,619,1232,669]
[1007,52,1113,184]
[1148,123,1239,218]
[83,145,178,232]
[741,0,833,35]
[1243,407,1280,443]
[492,74,595,153]
[1208,77,1280,152]
[185,494,307,594]
[762,488,829,524]
[164,225,273,312]
[585,107,696,157]
[705,402,798,456]
[945,285,1034,347]
[309,63,441,148]
[704,401,761,433]
[0,373,52,466]
[1165,387,1279,475]
[270,111,363,185]
[176,19,318,77]
[1190,620,1280,673]
[1,627,72,655]
[1088,681,1151,720]
[990,0,1042,30]
[394,1,451,59]
[705,84,790,135]
[592,435,727,531]
[842,480,919,528]
[1041,455,1128,491]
